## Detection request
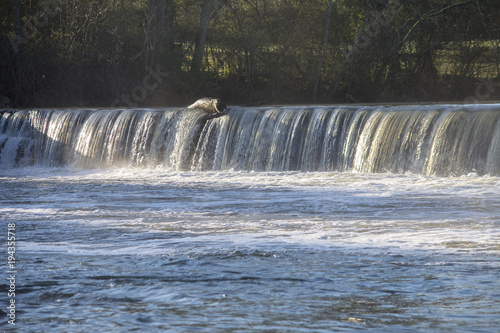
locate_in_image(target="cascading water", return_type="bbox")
[1,104,499,175]
[3,104,500,332]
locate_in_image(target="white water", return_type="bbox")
[2,104,500,175]
[1,105,499,332]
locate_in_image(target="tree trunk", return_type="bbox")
[313,0,334,102]
[145,0,175,70]
[191,0,219,73]
[11,0,22,106]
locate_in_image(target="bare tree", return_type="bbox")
[313,0,335,102]
[190,0,225,73]
[145,0,175,70]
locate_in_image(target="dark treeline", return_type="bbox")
[1,0,499,108]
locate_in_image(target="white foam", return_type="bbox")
[5,167,500,256]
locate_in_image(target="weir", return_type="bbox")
[1,104,499,176]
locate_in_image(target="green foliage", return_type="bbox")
[1,0,499,107]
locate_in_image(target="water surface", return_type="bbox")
[1,168,499,332]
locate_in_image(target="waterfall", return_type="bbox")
[1,104,499,176]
